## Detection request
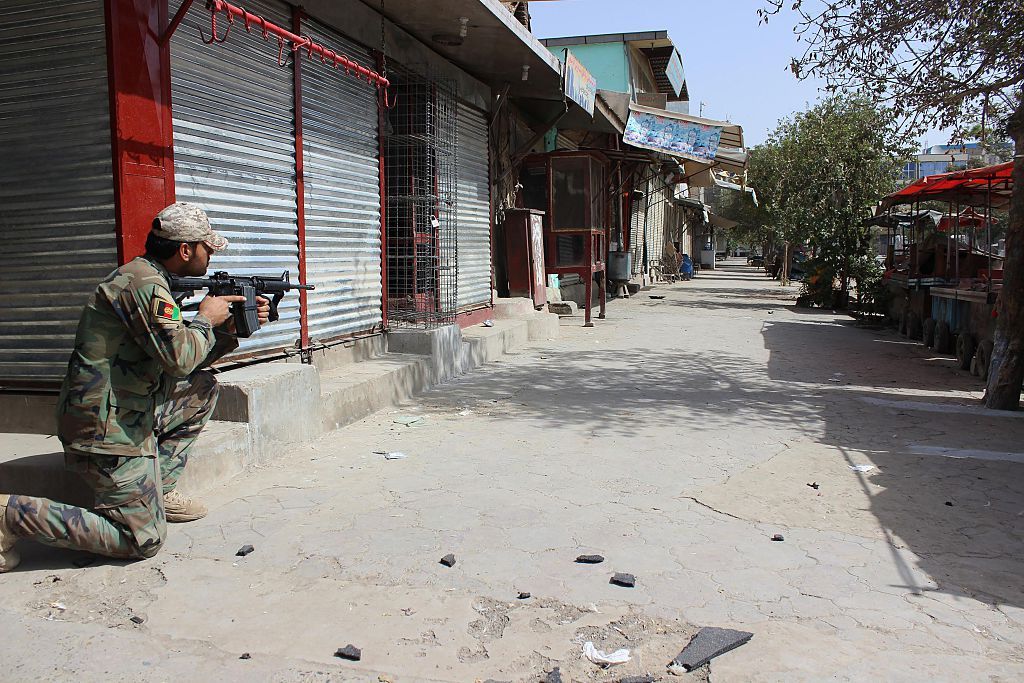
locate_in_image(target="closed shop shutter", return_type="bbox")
[170,0,300,356]
[455,102,492,310]
[301,18,382,339]
[629,176,648,278]
[0,0,116,384]
[646,180,668,276]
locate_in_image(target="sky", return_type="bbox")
[529,0,947,149]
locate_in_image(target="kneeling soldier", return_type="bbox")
[0,203,269,570]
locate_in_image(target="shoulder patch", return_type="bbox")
[152,298,181,323]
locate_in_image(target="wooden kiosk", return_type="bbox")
[519,151,608,326]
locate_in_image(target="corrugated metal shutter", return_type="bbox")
[646,179,668,277]
[301,18,381,340]
[629,176,648,277]
[0,0,116,384]
[170,0,300,356]
[455,102,492,310]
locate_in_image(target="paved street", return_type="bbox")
[3,260,1024,682]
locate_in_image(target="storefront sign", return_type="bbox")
[665,49,685,97]
[563,49,596,116]
[624,106,723,163]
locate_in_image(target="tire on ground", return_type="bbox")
[977,339,994,382]
[957,333,976,371]
[934,321,953,354]
[922,318,936,347]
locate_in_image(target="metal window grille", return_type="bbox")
[383,64,458,327]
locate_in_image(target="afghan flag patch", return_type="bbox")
[153,299,181,322]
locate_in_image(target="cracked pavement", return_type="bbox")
[2,260,1023,682]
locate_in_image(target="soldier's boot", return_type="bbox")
[164,489,207,523]
[0,495,22,573]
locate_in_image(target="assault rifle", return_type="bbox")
[169,271,314,338]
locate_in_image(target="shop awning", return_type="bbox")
[709,213,738,230]
[880,162,1014,211]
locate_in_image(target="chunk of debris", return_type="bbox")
[806,482,820,490]
[849,464,875,473]
[483,319,495,327]
[670,627,753,671]
[49,601,67,611]
[771,534,785,542]
[236,544,255,557]
[239,653,251,660]
[620,676,656,683]
[517,591,531,600]
[440,553,456,567]
[130,615,145,625]
[576,554,605,564]
[610,572,636,587]
[541,668,563,683]
[334,644,362,661]
[945,501,954,507]
[648,295,666,300]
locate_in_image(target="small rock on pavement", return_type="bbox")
[670,627,753,671]
[236,544,255,557]
[771,534,785,542]
[239,653,251,660]
[129,615,145,624]
[945,501,954,506]
[334,644,362,661]
[517,591,531,600]
[542,667,563,683]
[440,553,456,567]
[610,572,636,587]
[576,554,605,564]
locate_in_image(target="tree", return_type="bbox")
[762,0,1024,410]
[733,96,909,292]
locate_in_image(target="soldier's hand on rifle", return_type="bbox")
[198,294,246,327]
[256,296,271,326]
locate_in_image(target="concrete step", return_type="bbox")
[0,420,250,504]
[461,319,530,367]
[492,297,538,320]
[319,354,432,432]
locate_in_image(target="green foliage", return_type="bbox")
[747,95,912,296]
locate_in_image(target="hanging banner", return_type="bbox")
[563,49,596,117]
[623,104,724,163]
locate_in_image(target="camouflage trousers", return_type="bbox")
[4,371,219,560]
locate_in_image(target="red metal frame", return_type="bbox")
[375,52,389,329]
[107,0,176,264]
[292,6,309,348]
[205,0,389,90]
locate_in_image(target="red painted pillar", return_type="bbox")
[292,7,309,348]
[106,0,176,264]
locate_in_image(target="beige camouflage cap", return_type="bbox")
[152,202,229,251]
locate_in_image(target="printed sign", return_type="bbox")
[624,106,723,163]
[665,49,686,97]
[563,49,597,117]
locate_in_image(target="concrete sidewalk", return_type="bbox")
[2,261,1023,682]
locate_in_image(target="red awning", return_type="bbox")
[880,162,1014,211]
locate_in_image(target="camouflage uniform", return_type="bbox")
[5,256,238,559]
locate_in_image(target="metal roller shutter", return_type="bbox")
[630,176,648,278]
[0,0,116,384]
[455,102,492,310]
[170,0,300,356]
[646,179,668,277]
[300,18,382,340]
